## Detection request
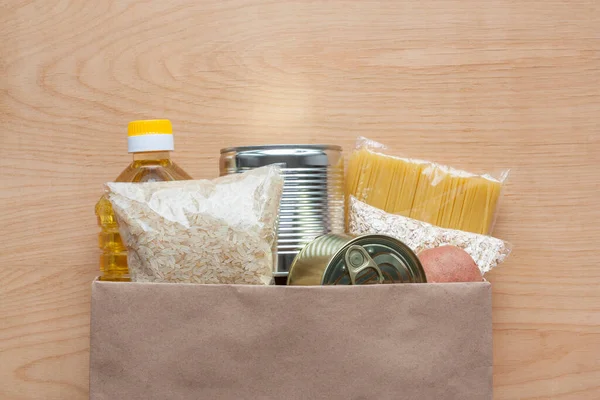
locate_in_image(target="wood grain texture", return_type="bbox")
[1,0,599,399]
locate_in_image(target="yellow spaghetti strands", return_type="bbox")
[345,146,507,235]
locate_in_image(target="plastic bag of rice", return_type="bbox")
[106,165,284,285]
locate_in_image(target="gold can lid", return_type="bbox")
[323,235,426,285]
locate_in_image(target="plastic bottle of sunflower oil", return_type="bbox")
[95,119,192,281]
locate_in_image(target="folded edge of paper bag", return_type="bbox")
[90,281,492,400]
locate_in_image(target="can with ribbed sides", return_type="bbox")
[219,145,344,277]
[287,233,427,285]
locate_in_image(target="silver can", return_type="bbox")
[220,145,344,277]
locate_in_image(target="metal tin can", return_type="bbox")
[287,233,427,285]
[220,145,344,277]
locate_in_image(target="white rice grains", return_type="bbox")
[106,166,284,285]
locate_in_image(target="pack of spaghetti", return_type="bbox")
[345,137,509,235]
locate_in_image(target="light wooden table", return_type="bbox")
[1,1,599,399]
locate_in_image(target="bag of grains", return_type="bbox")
[106,165,284,285]
[348,196,512,275]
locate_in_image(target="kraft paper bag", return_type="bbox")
[90,281,492,400]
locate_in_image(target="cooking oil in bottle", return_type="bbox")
[95,119,192,281]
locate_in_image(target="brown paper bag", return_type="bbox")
[90,281,492,400]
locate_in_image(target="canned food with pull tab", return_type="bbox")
[287,233,427,285]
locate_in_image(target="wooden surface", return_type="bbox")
[1,1,599,399]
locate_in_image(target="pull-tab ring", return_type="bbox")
[344,245,385,285]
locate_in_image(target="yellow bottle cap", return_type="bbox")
[128,119,173,136]
[127,119,174,152]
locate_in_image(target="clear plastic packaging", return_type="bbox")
[345,137,509,235]
[348,196,511,275]
[106,165,284,285]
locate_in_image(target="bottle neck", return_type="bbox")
[132,151,171,161]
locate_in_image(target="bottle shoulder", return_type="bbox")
[114,159,192,182]
[168,161,193,180]
[95,158,193,211]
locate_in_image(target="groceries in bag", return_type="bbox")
[345,137,508,235]
[95,119,192,281]
[106,166,284,285]
[348,196,511,276]
[418,246,483,283]
[220,145,345,278]
[287,233,427,285]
